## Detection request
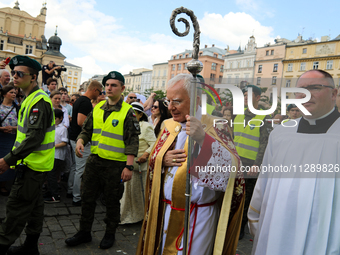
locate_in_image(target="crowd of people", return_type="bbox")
[0,54,339,255]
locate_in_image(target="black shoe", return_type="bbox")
[65,231,92,246]
[0,244,10,255]
[7,234,40,255]
[66,193,73,198]
[44,196,60,203]
[72,200,81,206]
[99,233,115,249]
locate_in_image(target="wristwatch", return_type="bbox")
[125,165,134,171]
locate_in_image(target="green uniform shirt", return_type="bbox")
[3,86,54,166]
[240,108,272,166]
[77,97,140,157]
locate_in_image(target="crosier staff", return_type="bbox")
[170,7,203,255]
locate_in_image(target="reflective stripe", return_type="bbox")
[92,141,99,146]
[93,129,101,134]
[233,132,259,142]
[14,141,55,151]
[98,143,125,154]
[101,131,123,140]
[36,142,55,151]
[17,124,55,133]
[234,142,258,152]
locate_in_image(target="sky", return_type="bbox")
[1,0,339,83]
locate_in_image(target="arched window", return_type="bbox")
[5,17,11,32]
[19,20,25,35]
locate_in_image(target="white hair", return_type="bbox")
[167,73,202,98]
[0,69,10,77]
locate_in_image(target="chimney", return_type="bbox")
[205,45,208,48]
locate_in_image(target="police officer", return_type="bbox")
[65,71,140,250]
[233,84,272,240]
[0,56,55,255]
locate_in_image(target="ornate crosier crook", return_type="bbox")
[170,7,203,76]
[170,7,203,255]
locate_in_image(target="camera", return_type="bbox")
[53,64,67,77]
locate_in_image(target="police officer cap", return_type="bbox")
[102,71,125,86]
[287,104,297,111]
[9,55,42,71]
[242,85,261,96]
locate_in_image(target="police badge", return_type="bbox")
[249,124,255,130]
[112,119,119,127]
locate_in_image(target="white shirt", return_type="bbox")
[55,123,68,160]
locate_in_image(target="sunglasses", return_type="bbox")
[152,105,159,109]
[11,70,33,78]
[96,89,103,95]
[129,96,137,99]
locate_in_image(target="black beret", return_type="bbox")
[102,71,125,86]
[242,85,261,96]
[9,55,42,71]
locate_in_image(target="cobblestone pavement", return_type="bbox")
[0,181,253,255]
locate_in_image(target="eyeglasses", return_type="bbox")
[11,70,33,78]
[96,89,103,95]
[151,105,159,109]
[164,99,182,107]
[295,84,334,96]
[129,96,137,99]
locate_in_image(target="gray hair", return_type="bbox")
[0,69,10,77]
[167,73,202,98]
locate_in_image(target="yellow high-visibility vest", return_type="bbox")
[13,90,55,171]
[234,113,266,160]
[91,100,132,161]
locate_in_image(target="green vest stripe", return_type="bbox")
[233,132,260,142]
[234,142,259,152]
[101,131,123,140]
[92,141,99,146]
[98,143,125,154]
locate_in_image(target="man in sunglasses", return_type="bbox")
[125,92,137,104]
[0,55,55,255]
[249,69,340,255]
[65,71,139,250]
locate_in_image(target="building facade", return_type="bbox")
[282,36,340,92]
[140,70,152,94]
[168,44,226,85]
[223,36,257,85]
[64,61,82,93]
[124,68,151,93]
[151,62,168,92]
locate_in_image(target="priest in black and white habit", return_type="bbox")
[248,69,340,255]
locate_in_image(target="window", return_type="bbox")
[266,50,269,56]
[158,70,160,76]
[25,45,33,54]
[247,60,250,67]
[313,61,319,70]
[162,81,165,88]
[229,62,233,69]
[214,53,218,58]
[211,63,217,70]
[157,81,159,87]
[302,48,307,54]
[287,63,293,72]
[256,77,261,85]
[73,78,77,84]
[220,65,224,72]
[177,64,181,71]
[199,52,203,56]
[285,79,291,87]
[73,88,76,92]
[272,76,277,85]
[68,78,71,83]
[184,63,187,70]
[172,64,175,71]
[271,50,274,55]
[179,55,182,59]
[163,70,166,76]
[258,65,262,73]
[173,56,176,60]
[0,40,4,51]
[185,54,188,58]
[69,71,72,75]
[210,73,215,81]
[326,60,333,70]
[300,62,306,71]
[75,72,78,76]
[237,62,240,68]
[273,63,278,72]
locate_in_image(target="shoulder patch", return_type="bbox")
[134,123,140,131]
